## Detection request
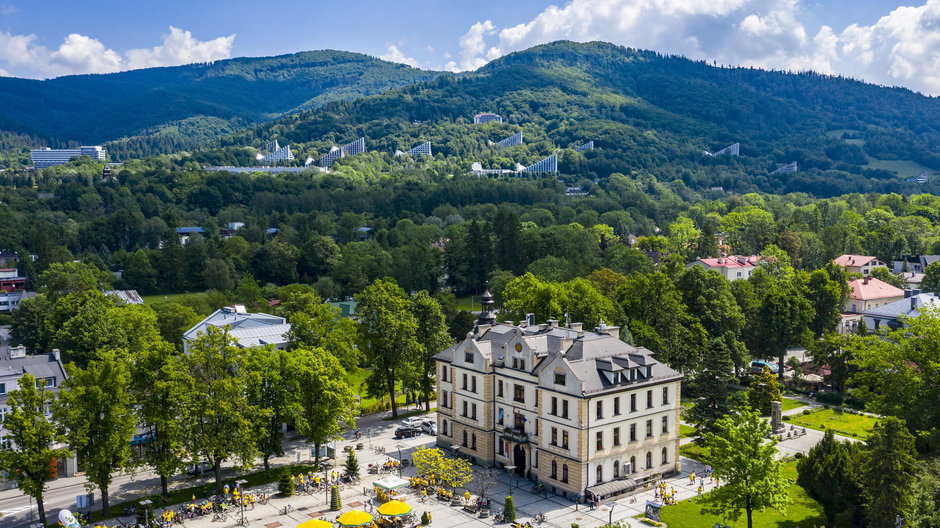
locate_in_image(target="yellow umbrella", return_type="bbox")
[376,500,412,517]
[336,510,374,527]
[298,520,333,528]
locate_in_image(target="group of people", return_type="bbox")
[654,481,678,505]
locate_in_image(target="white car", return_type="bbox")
[401,417,425,427]
[421,421,437,435]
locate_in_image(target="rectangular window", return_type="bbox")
[596,431,603,450]
[465,351,473,363]
[614,397,620,416]
[662,387,669,405]
[441,366,448,382]
[630,423,637,442]
[462,430,468,447]
[551,397,558,416]
[596,401,603,420]
[646,419,653,438]
[441,390,448,408]
[471,404,477,420]
[0,383,5,395]
[471,376,477,393]
[562,431,569,449]
[513,384,525,403]
[497,380,504,398]
[497,408,504,425]
[562,400,569,419]
[630,393,637,412]
[647,390,653,409]
[613,427,621,446]
[662,416,669,434]
[551,427,558,446]
[512,358,526,370]
[462,373,467,390]
[554,372,566,385]
[462,400,468,417]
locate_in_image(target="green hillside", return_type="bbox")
[219,40,940,196]
[0,50,439,161]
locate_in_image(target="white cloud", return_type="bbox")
[379,45,420,68]
[0,26,234,78]
[452,0,940,95]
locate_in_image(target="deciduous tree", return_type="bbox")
[293,347,356,465]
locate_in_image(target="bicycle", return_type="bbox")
[212,512,227,522]
[279,504,294,515]
[533,513,547,524]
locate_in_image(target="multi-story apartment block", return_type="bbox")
[434,293,683,503]
[30,146,106,168]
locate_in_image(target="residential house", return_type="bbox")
[0,347,76,489]
[0,291,37,312]
[832,255,888,275]
[175,227,206,245]
[864,293,940,331]
[686,255,760,281]
[0,269,26,293]
[182,304,291,351]
[0,250,19,268]
[845,276,905,313]
[892,255,940,274]
[435,292,683,502]
[104,290,144,305]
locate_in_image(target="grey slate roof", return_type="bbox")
[183,306,290,348]
[0,352,68,405]
[864,293,940,320]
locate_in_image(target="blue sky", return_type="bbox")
[2,1,939,94]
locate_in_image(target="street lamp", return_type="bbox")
[140,499,153,528]
[606,502,616,527]
[235,479,248,527]
[396,445,406,478]
[504,465,516,492]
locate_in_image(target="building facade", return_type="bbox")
[473,113,502,124]
[0,269,26,293]
[31,146,106,168]
[845,276,905,313]
[832,255,888,275]
[687,255,760,281]
[435,295,683,502]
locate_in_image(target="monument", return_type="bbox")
[771,400,784,434]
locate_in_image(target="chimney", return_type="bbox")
[863,276,869,285]
[546,319,558,329]
[569,322,583,331]
[911,296,919,311]
[52,348,60,362]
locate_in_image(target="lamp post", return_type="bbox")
[235,479,248,526]
[396,445,406,478]
[606,502,616,527]
[504,465,516,492]
[140,499,153,528]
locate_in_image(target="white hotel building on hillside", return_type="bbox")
[31,146,106,168]
[435,292,683,503]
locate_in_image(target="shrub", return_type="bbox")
[816,392,844,406]
[330,485,341,511]
[278,470,294,497]
[421,511,432,525]
[802,409,812,416]
[572,524,580,528]
[503,496,516,521]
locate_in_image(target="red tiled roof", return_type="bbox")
[695,255,760,268]
[833,254,878,267]
[847,277,904,300]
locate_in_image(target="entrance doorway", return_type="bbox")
[512,444,526,476]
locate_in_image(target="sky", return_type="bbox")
[1,1,939,95]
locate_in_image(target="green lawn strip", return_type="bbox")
[454,295,477,312]
[678,440,711,464]
[85,463,318,524]
[785,408,878,440]
[140,291,209,304]
[679,424,698,438]
[659,462,828,528]
[781,397,806,412]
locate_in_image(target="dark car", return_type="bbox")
[394,426,421,439]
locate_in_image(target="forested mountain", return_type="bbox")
[220,40,940,196]
[0,50,439,162]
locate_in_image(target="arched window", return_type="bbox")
[661,447,668,465]
[613,460,619,478]
[629,456,636,474]
[551,461,558,479]
[442,420,448,436]
[645,451,652,468]
[596,465,603,484]
[562,464,568,483]
[472,433,477,450]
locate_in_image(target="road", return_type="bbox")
[0,406,426,527]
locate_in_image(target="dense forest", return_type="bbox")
[0,50,439,165]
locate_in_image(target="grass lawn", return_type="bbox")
[781,397,806,412]
[141,291,210,304]
[660,462,828,528]
[786,408,879,440]
[346,368,407,411]
[864,157,934,177]
[680,424,698,438]
[679,440,711,464]
[455,295,479,312]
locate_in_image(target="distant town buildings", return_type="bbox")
[575,141,594,153]
[175,227,206,245]
[686,255,760,280]
[473,113,502,124]
[832,255,888,275]
[703,143,740,157]
[104,290,144,305]
[0,269,26,293]
[906,171,929,183]
[518,153,558,174]
[773,161,798,173]
[204,166,325,174]
[396,141,433,157]
[258,140,294,163]
[494,132,523,149]
[31,146,106,168]
[320,137,367,168]
[435,296,683,501]
[0,291,36,313]
[182,304,291,351]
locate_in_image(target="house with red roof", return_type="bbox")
[845,276,904,313]
[832,255,887,275]
[687,255,761,281]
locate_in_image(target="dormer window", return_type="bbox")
[554,373,566,385]
[512,358,526,370]
[464,351,473,363]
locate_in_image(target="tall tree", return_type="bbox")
[283,293,360,371]
[796,430,862,528]
[687,335,740,433]
[182,326,265,493]
[0,374,68,525]
[131,341,190,497]
[408,291,453,410]
[246,348,299,475]
[701,408,789,528]
[54,351,136,516]
[292,347,356,465]
[859,417,918,527]
[805,268,846,337]
[748,276,813,381]
[356,279,420,418]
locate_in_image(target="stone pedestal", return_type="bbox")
[771,400,784,433]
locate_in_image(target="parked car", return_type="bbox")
[421,421,437,435]
[750,360,779,375]
[401,417,425,427]
[187,461,212,476]
[394,426,421,439]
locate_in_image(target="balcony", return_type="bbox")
[500,426,530,444]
